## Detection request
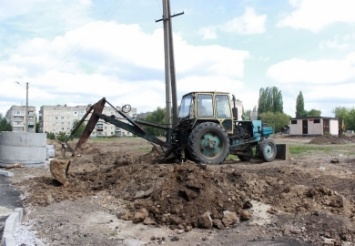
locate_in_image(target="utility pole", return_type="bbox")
[15,81,29,132]
[25,82,29,132]
[156,0,184,128]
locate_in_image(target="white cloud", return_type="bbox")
[0,0,92,38]
[0,0,42,19]
[198,7,266,39]
[0,21,249,115]
[267,55,355,84]
[223,8,267,35]
[199,27,218,40]
[319,33,355,50]
[278,0,355,32]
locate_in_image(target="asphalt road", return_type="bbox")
[0,174,23,242]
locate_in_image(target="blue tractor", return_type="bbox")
[167,91,278,164]
[64,91,281,166]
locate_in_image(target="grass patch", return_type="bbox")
[288,144,353,155]
[226,154,239,161]
[89,136,135,142]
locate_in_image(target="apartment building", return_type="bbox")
[39,104,137,137]
[39,104,87,135]
[5,105,37,132]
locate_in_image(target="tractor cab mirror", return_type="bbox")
[122,104,131,113]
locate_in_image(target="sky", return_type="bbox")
[1,0,355,118]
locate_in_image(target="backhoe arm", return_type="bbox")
[62,97,170,157]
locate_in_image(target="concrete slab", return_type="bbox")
[0,207,12,217]
[1,208,23,246]
[0,171,13,177]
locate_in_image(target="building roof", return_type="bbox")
[291,116,337,120]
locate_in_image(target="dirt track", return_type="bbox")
[5,135,355,245]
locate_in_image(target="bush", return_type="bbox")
[46,132,56,140]
[56,132,68,142]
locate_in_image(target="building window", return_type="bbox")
[314,119,320,123]
[291,120,297,124]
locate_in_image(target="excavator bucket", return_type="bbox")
[50,98,106,186]
[50,159,71,186]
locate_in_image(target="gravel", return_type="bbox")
[14,222,45,246]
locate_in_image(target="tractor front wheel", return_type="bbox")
[259,139,277,162]
[187,122,230,164]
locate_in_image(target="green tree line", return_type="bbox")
[257,86,291,133]
[333,107,355,132]
[296,91,321,117]
[0,114,12,131]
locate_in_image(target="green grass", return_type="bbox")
[288,144,355,156]
[226,154,239,161]
[88,136,142,143]
[289,145,333,155]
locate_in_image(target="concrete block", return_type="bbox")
[0,132,46,166]
[2,208,23,246]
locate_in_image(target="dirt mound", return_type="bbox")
[21,161,253,229]
[309,135,355,144]
[20,149,355,232]
[10,138,355,245]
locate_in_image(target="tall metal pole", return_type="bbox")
[25,82,29,132]
[166,0,178,127]
[157,0,183,128]
[162,0,172,128]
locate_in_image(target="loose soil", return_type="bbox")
[4,136,355,245]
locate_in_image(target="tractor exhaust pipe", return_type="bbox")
[232,94,238,120]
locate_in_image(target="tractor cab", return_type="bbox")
[178,91,232,119]
[177,91,234,133]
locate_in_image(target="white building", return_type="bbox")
[39,105,87,135]
[39,104,137,137]
[289,117,339,136]
[5,105,37,132]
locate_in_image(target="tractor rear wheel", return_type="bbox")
[187,122,230,164]
[259,139,277,162]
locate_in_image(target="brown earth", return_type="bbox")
[5,136,355,245]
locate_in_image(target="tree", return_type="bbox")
[257,86,283,116]
[56,132,67,142]
[345,108,355,131]
[306,109,321,117]
[0,114,12,131]
[259,112,292,133]
[35,122,40,133]
[243,109,251,120]
[46,132,56,140]
[296,91,306,117]
[333,106,348,131]
[144,107,166,136]
[72,120,87,139]
[272,87,283,113]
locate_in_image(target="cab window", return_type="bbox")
[216,95,231,118]
[197,94,213,117]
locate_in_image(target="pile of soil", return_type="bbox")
[19,150,355,232]
[11,138,355,245]
[309,135,355,144]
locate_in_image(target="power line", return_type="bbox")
[54,0,127,70]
